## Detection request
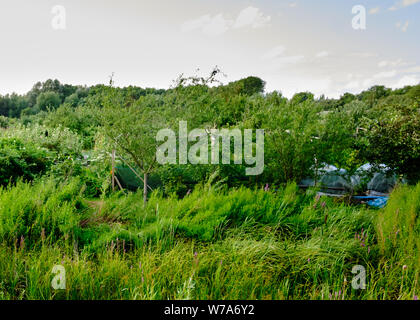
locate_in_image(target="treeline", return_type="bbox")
[0,79,166,118]
[2,76,419,119]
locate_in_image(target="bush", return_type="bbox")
[0,123,82,157]
[43,105,101,149]
[0,138,51,185]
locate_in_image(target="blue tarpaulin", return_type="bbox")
[353,196,389,208]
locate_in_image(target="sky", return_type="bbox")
[0,0,419,98]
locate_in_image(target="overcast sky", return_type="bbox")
[0,0,419,98]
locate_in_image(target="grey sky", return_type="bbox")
[0,0,419,98]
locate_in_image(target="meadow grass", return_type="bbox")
[0,178,418,300]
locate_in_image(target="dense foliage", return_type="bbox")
[2,76,419,191]
[0,74,418,300]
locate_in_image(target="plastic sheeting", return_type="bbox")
[318,173,351,195]
[300,163,399,195]
[367,172,396,194]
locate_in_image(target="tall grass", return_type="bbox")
[374,183,420,299]
[0,178,418,300]
[0,178,86,249]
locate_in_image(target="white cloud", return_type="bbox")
[233,6,271,29]
[181,14,232,36]
[369,7,380,14]
[390,75,420,88]
[262,46,286,60]
[378,59,406,68]
[315,51,330,58]
[273,55,305,66]
[202,14,232,36]
[261,46,304,67]
[264,75,332,98]
[401,21,410,32]
[402,65,420,73]
[402,0,420,7]
[182,6,270,36]
[389,0,420,10]
[373,70,397,79]
[289,2,298,8]
[347,71,419,93]
[363,78,375,88]
[395,21,409,32]
[378,61,388,68]
[349,52,378,58]
[344,80,360,90]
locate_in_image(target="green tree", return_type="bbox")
[227,76,266,96]
[357,102,420,182]
[260,99,320,183]
[99,87,168,204]
[290,92,315,105]
[35,91,61,111]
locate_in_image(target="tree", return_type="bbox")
[358,85,391,107]
[407,84,420,101]
[232,76,266,95]
[99,87,168,204]
[217,76,265,98]
[338,92,356,107]
[357,102,420,182]
[35,91,61,111]
[290,92,314,105]
[259,98,321,183]
[0,94,29,118]
[0,96,9,117]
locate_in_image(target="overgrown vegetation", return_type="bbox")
[0,73,418,300]
[0,177,418,299]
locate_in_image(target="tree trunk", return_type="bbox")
[111,150,116,191]
[143,172,148,206]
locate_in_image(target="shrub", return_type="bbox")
[0,123,83,157]
[0,138,51,185]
